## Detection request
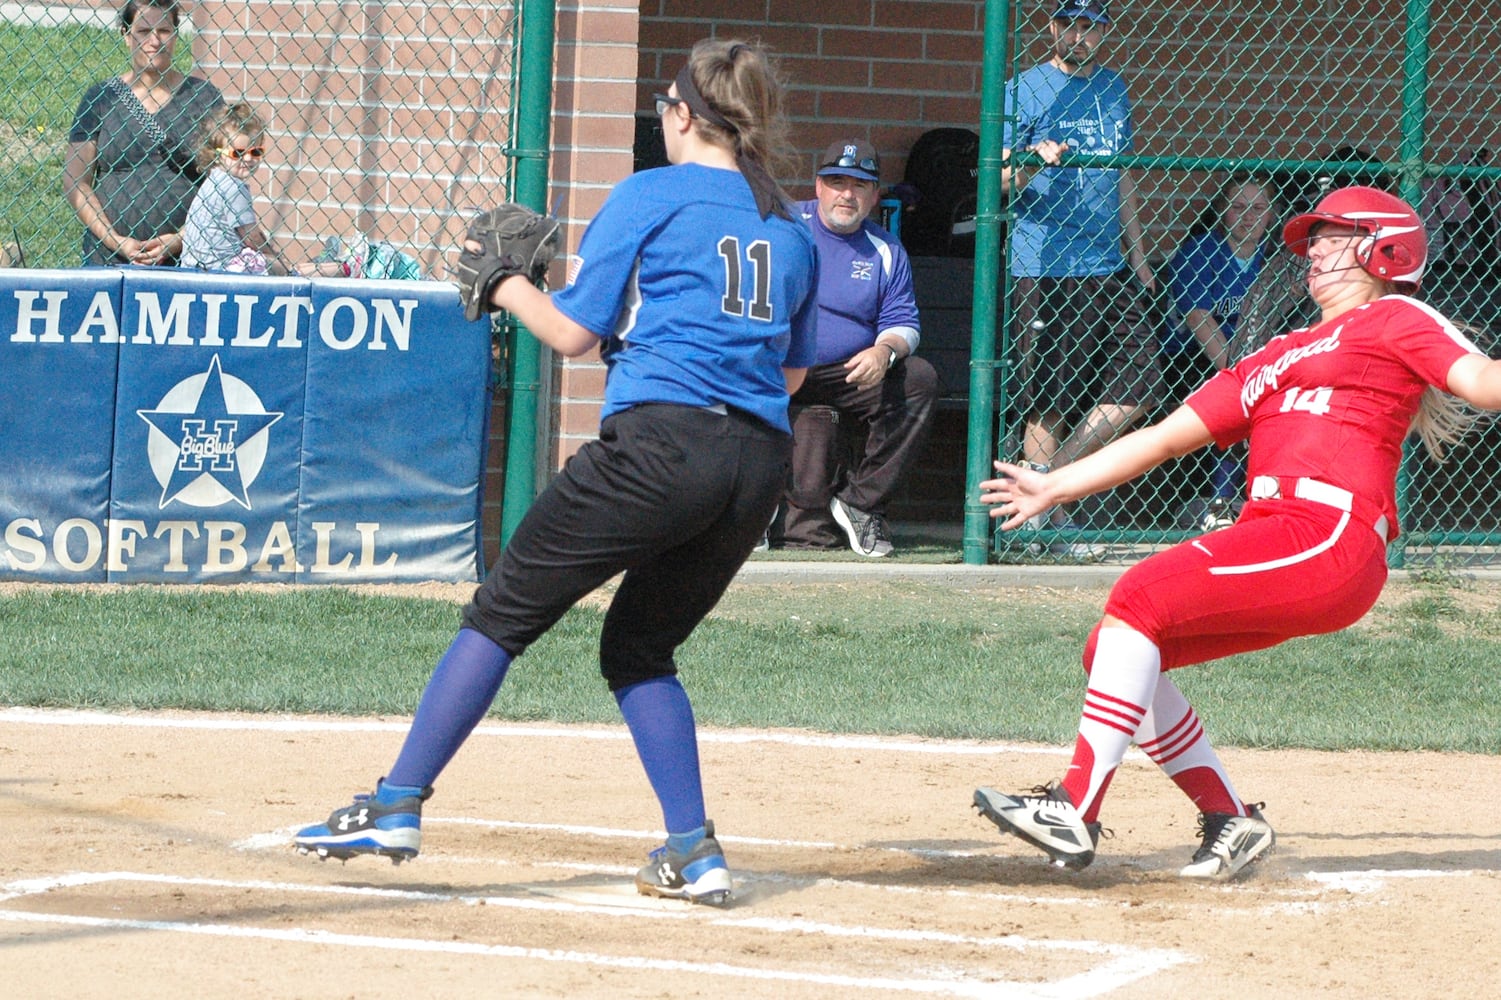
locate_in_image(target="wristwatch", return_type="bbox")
[884,345,898,369]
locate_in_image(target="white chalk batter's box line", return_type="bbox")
[0,871,1190,999]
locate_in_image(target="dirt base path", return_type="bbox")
[1,708,1497,998]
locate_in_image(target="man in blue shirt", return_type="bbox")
[781,140,939,557]
[1001,0,1161,555]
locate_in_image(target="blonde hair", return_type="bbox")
[1413,387,1478,463]
[195,102,266,173]
[683,39,798,186]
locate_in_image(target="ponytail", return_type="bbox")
[680,39,797,220]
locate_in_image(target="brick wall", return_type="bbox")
[549,0,642,467]
[167,0,1501,533]
[639,0,988,197]
[195,1,522,278]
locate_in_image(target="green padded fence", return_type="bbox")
[967,0,1501,568]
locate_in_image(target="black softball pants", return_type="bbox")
[462,403,790,691]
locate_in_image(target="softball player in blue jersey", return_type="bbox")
[295,38,818,906]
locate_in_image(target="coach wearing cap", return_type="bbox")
[778,139,938,557]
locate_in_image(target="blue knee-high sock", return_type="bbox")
[614,676,706,837]
[384,627,513,791]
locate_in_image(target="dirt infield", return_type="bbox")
[1,708,1497,998]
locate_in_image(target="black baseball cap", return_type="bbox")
[1053,0,1110,24]
[817,140,880,183]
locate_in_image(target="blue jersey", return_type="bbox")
[796,200,921,366]
[553,164,819,433]
[1163,232,1266,354]
[1002,61,1133,278]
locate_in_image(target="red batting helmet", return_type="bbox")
[1282,185,1427,287]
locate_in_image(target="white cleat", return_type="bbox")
[1180,805,1275,879]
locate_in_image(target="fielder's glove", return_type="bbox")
[453,204,562,321]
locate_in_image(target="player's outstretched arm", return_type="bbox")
[1444,353,1501,411]
[490,275,601,358]
[981,405,1214,530]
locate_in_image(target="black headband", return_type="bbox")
[673,64,734,132]
[672,57,789,221]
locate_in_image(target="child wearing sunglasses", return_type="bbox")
[180,102,296,274]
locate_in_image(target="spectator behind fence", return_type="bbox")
[1232,146,1385,361]
[1162,174,1277,517]
[777,140,938,558]
[64,0,223,266]
[1456,148,1501,272]
[1446,148,1501,323]
[999,0,1160,557]
[180,104,303,275]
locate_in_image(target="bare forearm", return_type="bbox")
[491,275,599,357]
[65,182,118,248]
[1044,407,1212,506]
[1185,310,1231,368]
[64,146,119,249]
[1446,353,1501,409]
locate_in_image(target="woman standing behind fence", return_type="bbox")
[63,0,223,266]
[294,38,818,906]
[974,186,1501,879]
[1162,174,1278,516]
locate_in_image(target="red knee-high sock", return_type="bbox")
[1060,626,1160,823]
[1135,674,1245,816]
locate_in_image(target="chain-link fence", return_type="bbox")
[984,0,1501,568]
[0,1,520,276]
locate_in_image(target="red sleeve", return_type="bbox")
[1382,295,1482,389]
[1185,365,1252,449]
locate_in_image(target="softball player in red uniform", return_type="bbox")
[974,185,1501,878]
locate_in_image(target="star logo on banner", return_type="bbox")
[137,354,283,509]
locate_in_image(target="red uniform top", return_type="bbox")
[1187,295,1480,531]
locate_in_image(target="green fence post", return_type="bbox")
[1390,0,1434,570]
[499,0,557,546]
[964,0,1014,565]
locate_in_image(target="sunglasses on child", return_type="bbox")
[219,146,266,160]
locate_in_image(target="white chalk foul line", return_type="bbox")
[0,871,1191,999]
[0,706,1074,757]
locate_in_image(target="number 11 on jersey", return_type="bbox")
[718,235,773,322]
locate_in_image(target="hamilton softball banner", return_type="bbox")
[0,268,492,584]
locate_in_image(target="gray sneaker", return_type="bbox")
[1179,804,1274,879]
[1046,523,1107,561]
[829,497,893,557]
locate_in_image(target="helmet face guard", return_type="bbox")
[1282,185,1427,288]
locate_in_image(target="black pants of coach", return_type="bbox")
[462,403,790,691]
[782,356,938,545]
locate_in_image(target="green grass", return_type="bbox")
[3,575,1499,754]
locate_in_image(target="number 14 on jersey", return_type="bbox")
[1280,386,1333,416]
